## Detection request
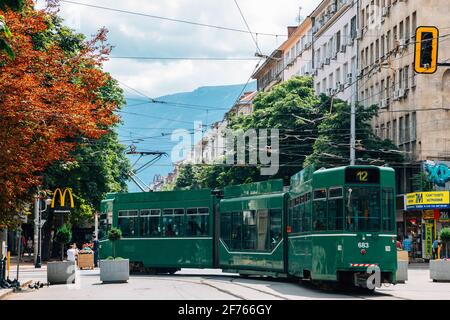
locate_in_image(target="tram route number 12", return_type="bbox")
[356,171,369,182]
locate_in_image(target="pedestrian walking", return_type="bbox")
[396,237,403,250]
[67,243,79,263]
[26,237,33,258]
[403,235,412,259]
[431,239,439,260]
[92,235,99,267]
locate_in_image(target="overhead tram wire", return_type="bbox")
[59,0,285,38]
[233,0,262,56]
[60,0,416,40]
[109,56,261,61]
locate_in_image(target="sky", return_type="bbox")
[34,0,319,191]
[36,0,318,97]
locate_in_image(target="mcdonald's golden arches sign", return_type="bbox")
[51,188,74,209]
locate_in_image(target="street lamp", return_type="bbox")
[34,198,51,268]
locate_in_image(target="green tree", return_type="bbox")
[26,14,131,259]
[54,224,72,261]
[174,164,198,190]
[227,76,328,184]
[108,227,122,259]
[411,172,434,192]
[0,0,25,59]
[440,228,450,259]
[305,100,403,168]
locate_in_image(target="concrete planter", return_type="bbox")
[100,259,129,283]
[47,261,77,284]
[396,261,408,283]
[430,260,450,282]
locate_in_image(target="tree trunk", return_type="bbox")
[112,242,115,259]
[61,243,64,261]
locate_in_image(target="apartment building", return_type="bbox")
[311,0,358,101]
[280,18,314,79]
[252,50,284,92]
[253,18,313,91]
[358,0,450,193]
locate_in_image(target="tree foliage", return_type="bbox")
[170,76,403,190]
[108,227,122,259]
[305,98,403,168]
[54,223,72,245]
[0,1,124,226]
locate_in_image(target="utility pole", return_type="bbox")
[350,0,360,166]
[33,196,39,266]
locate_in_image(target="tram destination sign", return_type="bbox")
[406,191,450,210]
[345,168,380,184]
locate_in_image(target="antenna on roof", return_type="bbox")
[296,6,304,25]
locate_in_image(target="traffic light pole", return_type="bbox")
[34,197,41,268]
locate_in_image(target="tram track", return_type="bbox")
[132,273,408,300]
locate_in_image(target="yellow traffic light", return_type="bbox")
[414,26,439,74]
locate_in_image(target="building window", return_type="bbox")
[393,119,397,144]
[412,112,417,141]
[405,16,410,43]
[405,114,410,142]
[399,116,404,144]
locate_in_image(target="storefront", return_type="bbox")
[405,191,450,261]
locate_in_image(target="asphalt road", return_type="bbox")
[4,265,450,300]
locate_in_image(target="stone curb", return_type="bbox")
[0,280,32,300]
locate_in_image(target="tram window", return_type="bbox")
[304,196,312,231]
[328,198,344,231]
[298,202,304,232]
[329,187,343,198]
[313,201,327,231]
[140,209,161,237]
[242,210,257,250]
[314,189,327,200]
[221,212,232,247]
[186,208,209,236]
[162,208,184,237]
[99,213,110,240]
[270,209,282,249]
[382,188,394,231]
[328,188,344,231]
[231,212,243,250]
[118,210,139,237]
[293,204,300,233]
[345,187,381,231]
[257,209,269,251]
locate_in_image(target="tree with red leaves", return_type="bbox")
[0,1,123,226]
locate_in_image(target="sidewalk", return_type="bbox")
[0,258,48,300]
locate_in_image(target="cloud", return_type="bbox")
[36,0,317,97]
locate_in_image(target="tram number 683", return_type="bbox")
[358,242,369,249]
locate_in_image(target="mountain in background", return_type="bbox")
[118,81,257,192]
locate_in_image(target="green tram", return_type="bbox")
[99,165,397,289]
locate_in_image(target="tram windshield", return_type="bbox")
[345,187,381,231]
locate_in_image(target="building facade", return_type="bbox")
[357,0,450,260]
[311,0,358,101]
[281,18,314,80]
